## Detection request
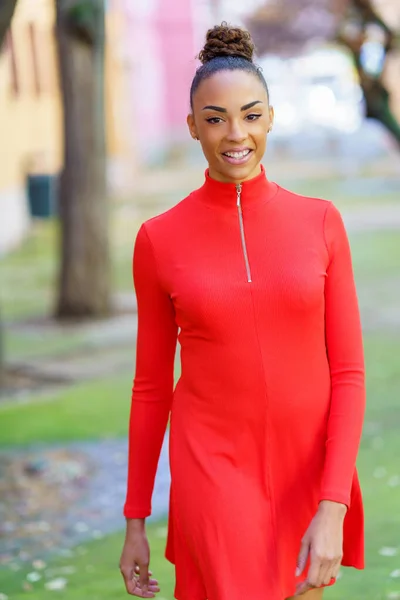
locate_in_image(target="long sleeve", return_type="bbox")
[320,202,366,507]
[123,224,178,519]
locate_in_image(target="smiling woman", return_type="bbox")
[119,22,366,600]
[187,24,273,183]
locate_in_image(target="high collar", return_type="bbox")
[196,165,279,212]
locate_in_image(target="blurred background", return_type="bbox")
[0,0,399,598]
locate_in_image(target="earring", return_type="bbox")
[268,126,273,133]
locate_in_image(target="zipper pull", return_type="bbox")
[236,183,242,206]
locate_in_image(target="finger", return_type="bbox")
[295,581,314,596]
[135,566,153,577]
[134,583,160,596]
[307,547,324,586]
[296,540,310,576]
[132,585,156,597]
[138,561,150,594]
[330,559,341,582]
[120,566,138,595]
[135,579,160,592]
[319,562,332,587]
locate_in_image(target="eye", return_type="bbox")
[206,117,224,124]
[245,113,262,121]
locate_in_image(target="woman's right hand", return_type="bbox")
[119,519,161,597]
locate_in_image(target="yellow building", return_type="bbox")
[0,0,135,253]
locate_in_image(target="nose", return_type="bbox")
[226,119,247,143]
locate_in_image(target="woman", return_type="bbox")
[119,24,366,600]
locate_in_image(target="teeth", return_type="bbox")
[225,150,250,159]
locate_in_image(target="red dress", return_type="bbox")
[124,167,366,600]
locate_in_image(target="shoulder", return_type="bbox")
[277,185,332,216]
[138,193,196,241]
[277,185,346,232]
[276,186,349,252]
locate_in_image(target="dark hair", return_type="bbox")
[190,23,269,110]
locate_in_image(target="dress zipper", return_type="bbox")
[236,184,252,283]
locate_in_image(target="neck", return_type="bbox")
[195,164,279,212]
[207,164,262,185]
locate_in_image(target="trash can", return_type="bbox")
[27,174,58,218]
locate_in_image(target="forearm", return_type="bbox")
[124,398,171,518]
[319,499,347,517]
[320,375,366,506]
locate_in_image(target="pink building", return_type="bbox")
[112,0,203,166]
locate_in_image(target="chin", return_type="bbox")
[224,164,260,183]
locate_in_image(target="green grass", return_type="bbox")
[0,526,176,600]
[0,374,132,446]
[0,217,137,323]
[0,220,58,320]
[0,333,399,599]
[0,361,181,446]
[351,231,400,281]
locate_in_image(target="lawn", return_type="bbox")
[0,525,176,600]
[1,185,400,599]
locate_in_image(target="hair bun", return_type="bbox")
[198,22,255,64]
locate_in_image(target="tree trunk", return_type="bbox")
[55,0,111,319]
[0,0,18,390]
[0,0,18,47]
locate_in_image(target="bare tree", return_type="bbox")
[337,0,400,145]
[246,0,400,147]
[55,0,111,319]
[0,0,18,46]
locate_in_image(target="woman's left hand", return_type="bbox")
[295,500,347,596]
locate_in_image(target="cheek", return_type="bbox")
[254,129,267,153]
[199,128,223,156]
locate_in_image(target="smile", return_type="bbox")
[222,149,253,165]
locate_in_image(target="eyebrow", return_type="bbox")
[202,100,263,113]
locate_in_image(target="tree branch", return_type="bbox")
[0,0,18,47]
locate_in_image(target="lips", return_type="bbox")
[221,148,254,165]
[223,149,251,159]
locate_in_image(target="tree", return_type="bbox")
[246,0,400,147]
[337,0,400,145]
[55,0,111,319]
[0,0,18,46]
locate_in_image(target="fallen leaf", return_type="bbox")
[388,476,400,488]
[26,572,42,583]
[44,578,68,591]
[380,548,398,557]
[391,570,400,579]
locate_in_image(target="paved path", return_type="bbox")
[0,437,170,564]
